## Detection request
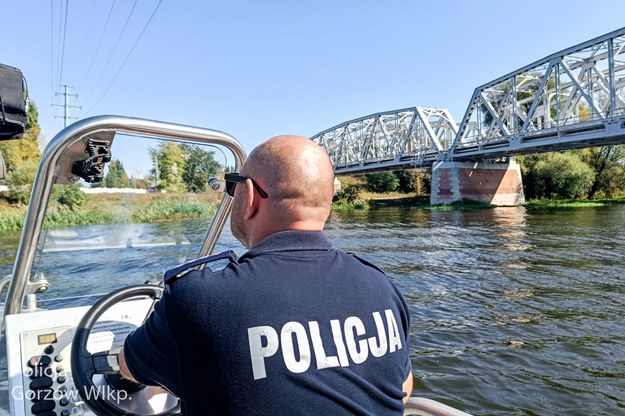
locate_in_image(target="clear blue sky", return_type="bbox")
[2,0,624,175]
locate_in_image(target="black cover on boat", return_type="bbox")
[0,64,27,140]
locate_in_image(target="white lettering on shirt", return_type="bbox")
[281,321,311,374]
[247,309,403,380]
[368,311,388,357]
[344,316,368,364]
[248,326,279,380]
[330,319,350,367]
[309,321,340,369]
[386,309,402,353]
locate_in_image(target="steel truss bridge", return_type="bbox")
[312,27,625,175]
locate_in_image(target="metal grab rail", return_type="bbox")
[4,115,247,316]
[404,397,473,416]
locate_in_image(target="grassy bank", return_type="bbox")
[4,191,625,231]
[524,198,625,209]
[332,192,625,211]
[332,192,494,211]
[0,192,219,231]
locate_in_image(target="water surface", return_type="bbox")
[1,205,624,415]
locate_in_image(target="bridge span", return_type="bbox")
[312,27,625,205]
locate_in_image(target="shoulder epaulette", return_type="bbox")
[164,250,238,285]
[347,252,386,274]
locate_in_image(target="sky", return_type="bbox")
[2,0,625,176]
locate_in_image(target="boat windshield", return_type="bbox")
[22,128,243,311]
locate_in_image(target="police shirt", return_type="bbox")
[124,230,411,415]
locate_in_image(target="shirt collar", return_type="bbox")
[240,230,333,260]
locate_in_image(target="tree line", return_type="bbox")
[1,104,623,207]
[0,104,223,207]
[97,142,222,193]
[334,145,625,204]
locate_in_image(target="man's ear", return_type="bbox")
[243,178,259,220]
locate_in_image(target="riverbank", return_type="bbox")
[3,191,625,231]
[332,192,625,210]
[524,198,625,209]
[0,193,219,231]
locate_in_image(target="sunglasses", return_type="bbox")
[224,173,269,198]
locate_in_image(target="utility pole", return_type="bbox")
[53,84,80,127]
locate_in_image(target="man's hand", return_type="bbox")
[118,347,138,383]
[117,347,169,397]
[403,370,413,404]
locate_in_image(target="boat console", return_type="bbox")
[6,300,161,416]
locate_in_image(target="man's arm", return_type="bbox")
[118,290,184,395]
[402,370,413,404]
[118,347,137,382]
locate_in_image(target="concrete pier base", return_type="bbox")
[430,160,525,206]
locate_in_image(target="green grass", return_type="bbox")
[332,193,496,211]
[0,193,219,231]
[331,200,369,210]
[426,200,495,211]
[524,198,625,209]
[0,210,27,231]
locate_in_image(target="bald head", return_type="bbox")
[242,135,335,224]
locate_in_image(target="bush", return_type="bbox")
[365,172,399,193]
[533,152,595,199]
[394,169,430,194]
[394,170,416,193]
[333,184,360,204]
[6,159,38,205]
[54,184,87,210]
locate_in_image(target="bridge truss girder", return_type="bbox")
[452,27,625,158]
[311,107,457,174]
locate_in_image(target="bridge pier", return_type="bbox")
[430,160,525,206]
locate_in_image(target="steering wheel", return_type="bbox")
[71,284,181,415]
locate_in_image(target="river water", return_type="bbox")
[1,205,624,415]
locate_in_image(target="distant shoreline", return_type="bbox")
[332,194,625,210]
[0,192,219,232]
[2,192,624,231]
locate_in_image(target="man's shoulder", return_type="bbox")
[343,251,386,274]
[164,250,239,286]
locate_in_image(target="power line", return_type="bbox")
[81,0,139,107]
[84,0,164,115]
[50,0,54,103]
[54,0,63,85]
[78,0,117,94]
[57,0,69,88]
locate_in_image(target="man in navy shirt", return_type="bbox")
[119,135,413,414]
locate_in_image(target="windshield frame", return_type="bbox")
[5,115,246,316]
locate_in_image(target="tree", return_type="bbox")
[333,184,361,204]
[103,159,131,188]
[150,142,186,192]
[578,145,625,198]
[6,158,38,204]
[394,170,416,193]
[180,144,221,192]
[53,183,86,210]
[0,102,41,177]
[365,172,399,193]
[393,169,430,194]
[2,102,41,202]
[525,152,595,199]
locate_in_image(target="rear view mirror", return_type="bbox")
[0,63,28,140]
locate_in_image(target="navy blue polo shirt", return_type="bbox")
[124,230,411,415]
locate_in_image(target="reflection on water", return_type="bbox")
[1,205,625,415]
